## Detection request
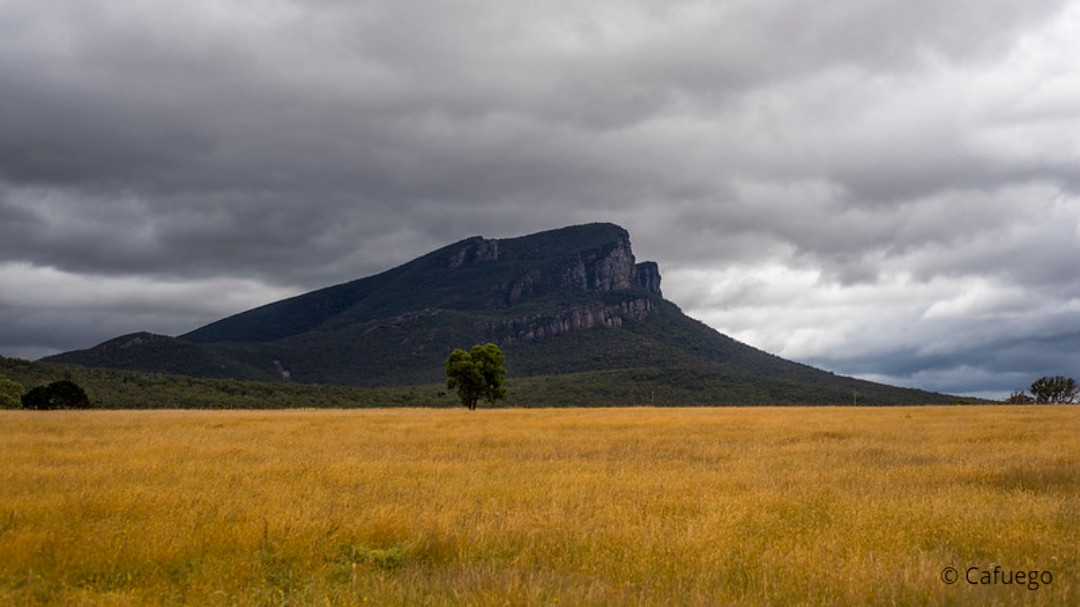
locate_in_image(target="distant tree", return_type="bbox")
[0,378,23,409]
[1004,389,1034,404]
[445,343,506,410]
[21,380,92,410]
[1029,375,1078,404]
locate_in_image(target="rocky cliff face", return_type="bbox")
[552,234,662,297]
[635,261,662,297]
[437,227,663,341]
[449,229,662,304]
[483,297,655,343]
[558,238,638,291]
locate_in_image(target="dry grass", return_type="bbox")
[0,406,1076,606]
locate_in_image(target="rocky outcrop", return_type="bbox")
[466,228,663,306]
[447,237,500,268]
[635,261,662,296]
[503,271,541,305]
[482,297,655,343]
[559,238,637,292]
[272,359,292,381]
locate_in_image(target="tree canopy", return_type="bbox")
[1029,375,1078,404]
[445,343,507,410]
[21,380,92,410]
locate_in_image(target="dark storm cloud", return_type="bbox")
[806,318,1080,397]
[2,0,1078,396]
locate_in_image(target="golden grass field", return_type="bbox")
[0,406,1077,606]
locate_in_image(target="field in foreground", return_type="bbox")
[0,407,1076,606]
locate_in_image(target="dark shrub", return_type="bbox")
[21,380,92,410]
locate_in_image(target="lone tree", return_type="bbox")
[21,380,92,410]
[445,343,506,410]
[1029,375,1078,404]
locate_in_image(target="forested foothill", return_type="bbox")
[0,353,1010,409]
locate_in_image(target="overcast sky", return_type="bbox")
[3,0,1080,398]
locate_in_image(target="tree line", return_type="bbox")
[3,349,1075,409]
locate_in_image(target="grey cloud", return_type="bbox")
[810,329,1080,396]
[4,0,1069,194]
[0,306,201,360]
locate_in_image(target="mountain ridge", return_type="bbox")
[46,223,957,404]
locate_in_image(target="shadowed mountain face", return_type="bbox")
[47,223,953,404]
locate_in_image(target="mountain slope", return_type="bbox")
[46,223,956,404]
[182,223,656,342]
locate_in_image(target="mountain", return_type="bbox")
[46,223,954,404]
